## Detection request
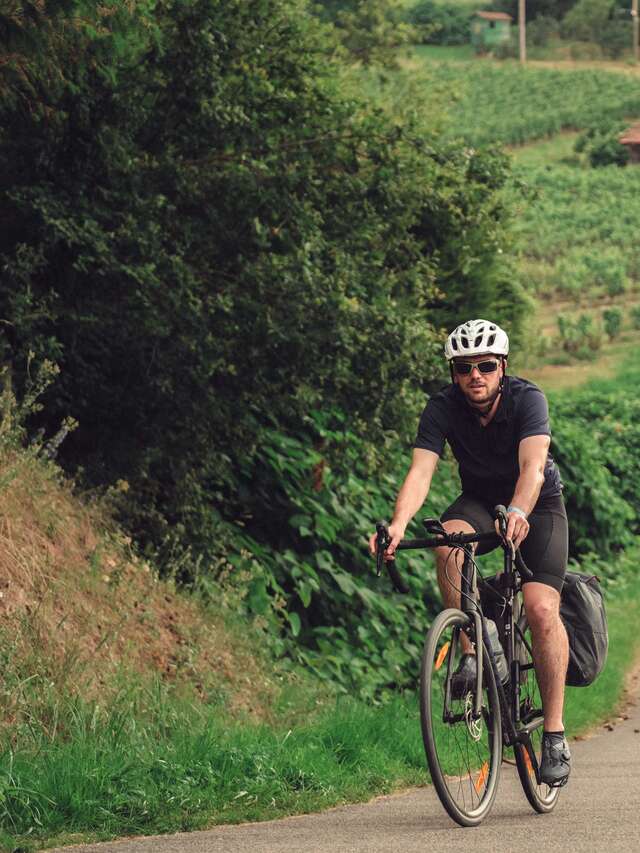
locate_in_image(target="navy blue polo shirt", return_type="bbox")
[414,375,562,505]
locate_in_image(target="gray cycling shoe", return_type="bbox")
[450,653,477,699]
[539,733,571,787]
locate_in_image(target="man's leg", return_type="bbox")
[435,518,477,654]
[522,581,568,731]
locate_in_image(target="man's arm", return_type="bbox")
[506,434,550,548]
[368,448,440,557]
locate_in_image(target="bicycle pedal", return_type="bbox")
[548,776,569,789]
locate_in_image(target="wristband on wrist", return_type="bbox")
[507,504,528,519]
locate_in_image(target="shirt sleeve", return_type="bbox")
[414,397,449,456]
[518,385,551,440]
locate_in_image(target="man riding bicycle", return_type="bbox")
[369,318,571,787]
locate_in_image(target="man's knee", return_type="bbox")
[524,584,561,633]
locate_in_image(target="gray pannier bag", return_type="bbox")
[560,571,608,687]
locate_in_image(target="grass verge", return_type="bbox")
[2,558,639,852]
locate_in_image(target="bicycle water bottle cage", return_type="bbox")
[423,518,446,536]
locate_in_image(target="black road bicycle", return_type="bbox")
[374,506,561,827]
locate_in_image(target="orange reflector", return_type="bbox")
[435,642,450,671]
[474,762,489,794]
[523,749,534,777]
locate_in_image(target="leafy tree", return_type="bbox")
[314,0,416,65]
[561,0,616,41]
[490,1,577,21]
[407,1,477,46]
[0,0,522,572]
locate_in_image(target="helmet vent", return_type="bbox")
[444,319,509,361]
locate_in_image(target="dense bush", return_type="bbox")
[557,313,602,353]
[491,1,576,19]
[575,121,630,168]
[314,0,416,65]
[0,1,523,572]
[527,15,561,47]
[550,377,640,556]
[597,19,632,58]
[603,307,623,340]
[561,0,614,42]
[408,1,475,45]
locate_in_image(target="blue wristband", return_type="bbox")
[507,504,528,519]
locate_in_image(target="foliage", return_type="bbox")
[527,15,561,47]
[550,376,640,556]
[491,1,577,20]
[507,163,640,302]
[557,313,602,354]
[630,305,640,330]
[408,1,476,46]
[602,307,623,340]
[419,61,640,146]
[575,121,630,168]
[561,0,616,43]
[314,0,417,66]
[0,0,526,572]
[219,411,462,696]
[596,18,633,58]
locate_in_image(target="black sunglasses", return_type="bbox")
[453,359,500,375]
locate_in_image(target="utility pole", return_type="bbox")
[519,0,526,65]
[633,0,639,64]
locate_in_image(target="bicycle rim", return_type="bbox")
[420,608,502,827]
[514,615,561,813]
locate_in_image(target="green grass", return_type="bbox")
[509,132,582,168]
[412,44,475,62]
[2,553,639,852]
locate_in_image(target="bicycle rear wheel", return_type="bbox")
[420,608,503,827]
[513,613,561,813]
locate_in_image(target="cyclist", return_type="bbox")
[369,319,571,787]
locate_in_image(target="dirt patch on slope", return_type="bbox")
[0,447,281,729]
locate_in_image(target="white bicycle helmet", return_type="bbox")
[444,319,509,361]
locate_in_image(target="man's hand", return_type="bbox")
[368,521,407,559]
[500,508,530,550]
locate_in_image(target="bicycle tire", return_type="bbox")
[513,613,561,813]
[420,608,503,827]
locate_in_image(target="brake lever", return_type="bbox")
[374,521,409,593]
[375,521,389,577]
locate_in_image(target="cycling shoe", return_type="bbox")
[539,733,571,787]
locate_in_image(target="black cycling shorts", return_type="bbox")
[440,493,568,593]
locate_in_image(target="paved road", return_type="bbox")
[54,679,640,853]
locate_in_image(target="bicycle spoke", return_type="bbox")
[421,610,502,826]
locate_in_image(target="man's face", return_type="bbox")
[452,354,504,408]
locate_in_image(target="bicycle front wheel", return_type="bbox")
[420,608,503,827]
[513,613,561,813]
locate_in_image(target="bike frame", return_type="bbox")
[385,524,545,783]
